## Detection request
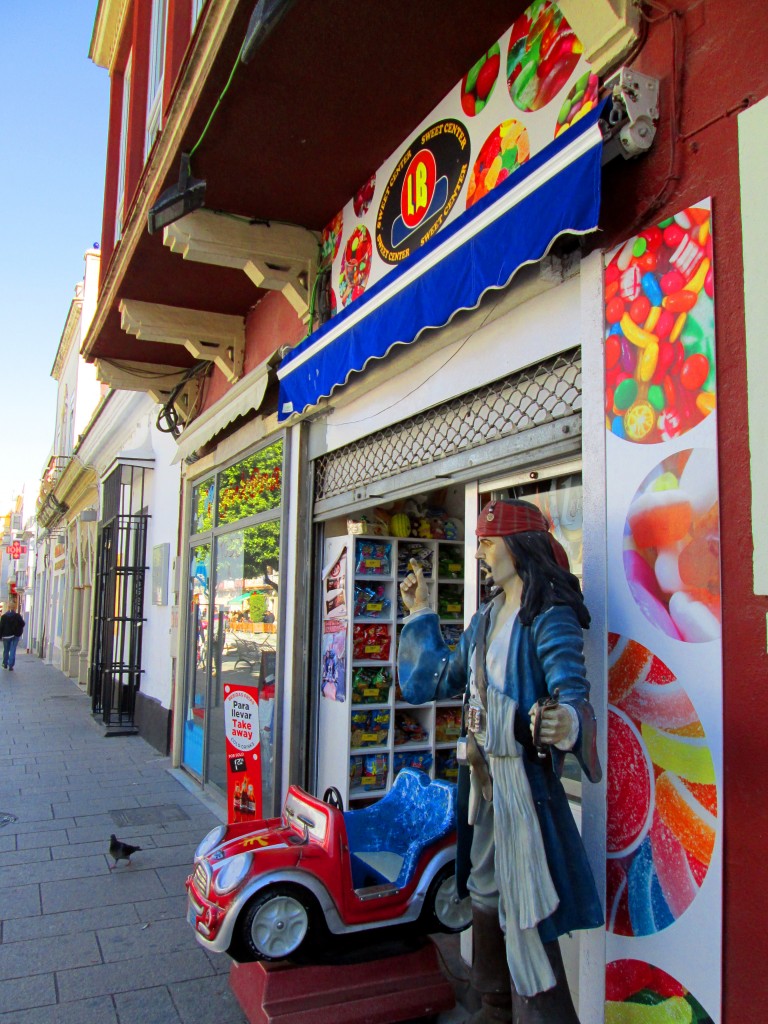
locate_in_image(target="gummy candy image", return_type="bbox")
[605,203,716,445]
[507,0,582,113]
[466,119,530,209]
[607,635,717,937]
[460,42,500,117]
[554,71,598,137]
[353,173,376,217]
[605,959,715,1022]
[320,210,343,270]
[624,449,720,643]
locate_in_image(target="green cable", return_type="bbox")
[188,48,241,163]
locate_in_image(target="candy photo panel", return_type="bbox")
[605,202,715,444]
[339,225,372,307]
[607,634,717,937]
[624,448,720,643]
[606,959,715,1023]
[507,0,582,113]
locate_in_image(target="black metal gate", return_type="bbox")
[90,464,149,733]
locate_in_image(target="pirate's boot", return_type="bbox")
[511,939,580,1024]
[468,905,513,1024]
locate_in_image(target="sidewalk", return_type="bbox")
[0,655,475,1024]
[0,653,247,1024]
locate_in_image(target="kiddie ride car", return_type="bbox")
[185,769,471,961]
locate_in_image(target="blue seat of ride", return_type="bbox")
[344,769,456,890]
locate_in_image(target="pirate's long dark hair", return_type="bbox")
[487,499,590,628]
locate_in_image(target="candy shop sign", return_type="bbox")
[376,118,470,264]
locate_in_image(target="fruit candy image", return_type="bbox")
[466,120,530,209]
[320,209,343,270]
[624,450,721,643]
[605,959,715,1023]
[607,634,717,937]
[507,0,582,113]
[461,43,500,117]
[339,226,373,307]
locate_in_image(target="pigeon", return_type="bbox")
[109,834,142,868]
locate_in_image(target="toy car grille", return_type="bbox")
[193,862,209,897]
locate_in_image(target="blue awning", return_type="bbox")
[278,106,606,421]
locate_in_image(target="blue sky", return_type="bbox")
[0,2,109,517]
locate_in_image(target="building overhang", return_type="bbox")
[82,0,638,403]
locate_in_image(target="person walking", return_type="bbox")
[0,600,25,671]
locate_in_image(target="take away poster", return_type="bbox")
[603,199,721,1023]
[224,684,262,823]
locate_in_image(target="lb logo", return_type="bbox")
[376,118,470,265]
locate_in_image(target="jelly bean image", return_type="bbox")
[353,173,376,217]
[465,120,530,208]
[461,43,500,117]
[607,634,718,937]
[554,71,599,137]
[624,449,721,643]
[338,226,372,307]
[605,203,716,444]
[507,0,582,113]
[605,960,715,1023]
[320,209,343,270]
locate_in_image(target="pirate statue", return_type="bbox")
[398,499,603,1024]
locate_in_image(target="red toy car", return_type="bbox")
[185,769,470,961]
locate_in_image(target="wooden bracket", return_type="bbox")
[163,209,320,322]
[119,299,245,383]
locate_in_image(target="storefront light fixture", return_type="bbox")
[240,0,296,64]
[147,153,206,235]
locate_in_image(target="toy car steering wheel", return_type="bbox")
[322,786,344,812]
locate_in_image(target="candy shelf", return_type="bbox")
[317,533,466,806]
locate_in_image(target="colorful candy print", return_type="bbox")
[624,449,721,643]
[339,226,372,307]
[353,174,376,217]
[466,120,530,208]
[461,43,501,117]
[607,635,717,937]
[507,0,582,113]
[605,203,716,444]
[605,960,714,1023]
[320,210,343,270]
[555,72,599,137]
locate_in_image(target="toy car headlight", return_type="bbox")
[195,826,227,861]
[213,852,253,895]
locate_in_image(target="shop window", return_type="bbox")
[182,438,284,813]
[217,440,283,524]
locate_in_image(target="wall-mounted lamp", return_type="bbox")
[240,0,296,64]
[147,153,206,234]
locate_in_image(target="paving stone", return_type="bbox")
[0,972,56,1013]
[155,863,194,897]
[0,882,41,920]
[0,932,102,981]
[0,995,118,1024]
[113,986,182,1024]
[0,845,51,867]
[41,868,167,914]
[3,902,140,943]
[98,916,193,962]
[0,833,16,852]
[56,948,214,1002]
[1,816,77,837]
[1,853,110,887]
[134,894,188,923]
[169,974,248,1024]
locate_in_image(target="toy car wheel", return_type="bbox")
[240,886,315,961]
[423,863,472,933]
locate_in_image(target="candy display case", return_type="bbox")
[318,534,466,807]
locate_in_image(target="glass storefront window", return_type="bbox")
[182,439,284,814]
[191,477,215,534]
[218,441,283,525]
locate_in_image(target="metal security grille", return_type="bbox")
[314,350,581,502]
[90,465,149,733]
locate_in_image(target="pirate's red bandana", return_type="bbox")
[476,501,570,570]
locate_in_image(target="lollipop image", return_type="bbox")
[605,959,715,1023]
[606,634,717,937]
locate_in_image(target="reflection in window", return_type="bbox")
[218,441,283,525]
[191,477,215,534]
[182,544,211,777]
